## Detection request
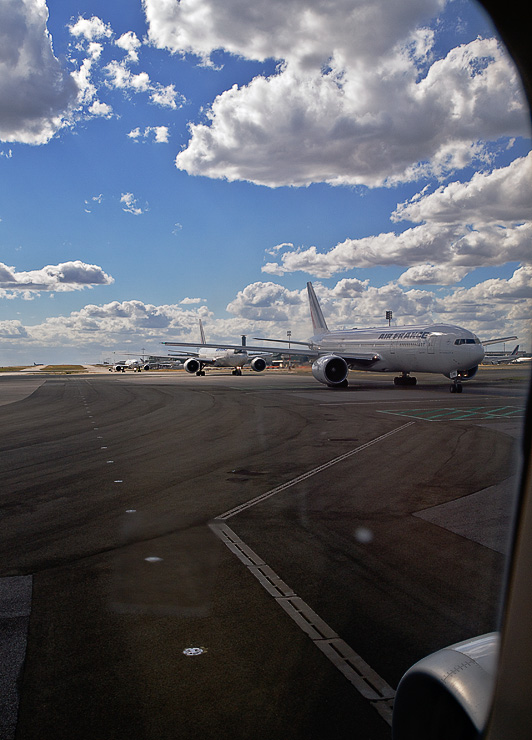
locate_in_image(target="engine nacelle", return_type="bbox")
[311,354,348,385]
[143,364,151,371]
[184,358,201,374]
[250,356,267,372]
[114,365,125,372]
[392,632,498,739]
[444,365,479,380]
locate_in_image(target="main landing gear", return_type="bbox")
[231,368,243,376]
[195,370,206,376]
[394,373,417,386]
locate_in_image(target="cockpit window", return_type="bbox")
[454,338,478,345]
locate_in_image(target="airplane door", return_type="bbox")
[441,335,452,354]
[427,335,438,354]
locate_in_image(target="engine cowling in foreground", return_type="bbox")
[184,358,201,374]
[311,354,348,385]
[392,632,498,739]
[250,356,267,372]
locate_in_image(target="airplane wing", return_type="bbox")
[482,335,518,346]
[168,350,201,358]
[252,336,314,347]
[343,353,381,368]
[163,340,319,356]
[162,340,381,366]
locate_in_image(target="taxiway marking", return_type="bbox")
[217,422,414,520]
[211,421,414,726]
[378,405,523,421]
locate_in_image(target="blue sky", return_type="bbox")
[0,0,530,363]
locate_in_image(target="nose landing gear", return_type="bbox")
[449,371,463,393]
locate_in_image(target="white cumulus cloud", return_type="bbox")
[0,260,114,297]
[116,31,142,62]
[0,0,79,144]
[393,152,532,225]
[143,0,528,188]
[128,125,169,143]
[120,192,146,215]
[68,15,112,41]
[175,37,526,188]
[0,320,28,338]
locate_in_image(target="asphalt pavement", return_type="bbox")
[0,366,528,739]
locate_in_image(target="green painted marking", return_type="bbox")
[378,406,523,421]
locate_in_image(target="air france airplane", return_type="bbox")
[166,320,272,376]
[482,345,520,364]
[164,283,515,392]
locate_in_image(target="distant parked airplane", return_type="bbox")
[483,345,520,364]
[110,358,148,372]
[165,320,272,376]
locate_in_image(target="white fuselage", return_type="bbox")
[311,323,485,376]
[198,348,250,368]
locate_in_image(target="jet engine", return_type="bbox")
[392,633,498,739]
[184,358,201,374]
[143,364,151,371]
[250,356,267,372]
[311,355,349,386]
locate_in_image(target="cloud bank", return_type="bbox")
[144,0,528,188]
[262,154,532,283]
[4,269,529,356]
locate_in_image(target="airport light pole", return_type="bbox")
[287,330,291,370]
[386,311,393,326]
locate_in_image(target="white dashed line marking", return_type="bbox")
[210,422,414,727]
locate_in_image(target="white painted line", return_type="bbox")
[210,422,415,728]
[217,422,414,520]
[210,521,396,726]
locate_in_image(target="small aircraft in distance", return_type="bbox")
[110,356,184,371]
[165,320,272,376]
[110,358,149,372]
[164,282,515,392]
[482,345,520,364]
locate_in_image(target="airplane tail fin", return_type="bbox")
[199,319,206,345]
[512,345,520,355]
[307,282,329,334]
